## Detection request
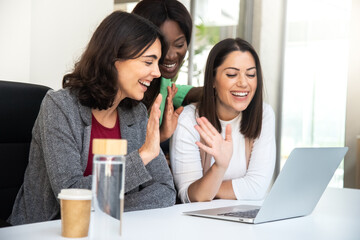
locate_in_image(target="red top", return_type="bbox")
[84,113,121,176]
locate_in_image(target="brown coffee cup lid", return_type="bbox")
[58,189,92,200]
[92,139,127,155]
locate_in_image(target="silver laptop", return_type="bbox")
[183,147,348,224]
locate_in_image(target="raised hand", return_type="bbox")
[160,83,184,142]
[139,94,162,165]
[194,117,233,170]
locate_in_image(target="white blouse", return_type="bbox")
[170,103,276,203]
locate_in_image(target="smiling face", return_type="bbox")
[214,50,257,121]
[159,20,188,79]
[115,39,162,101]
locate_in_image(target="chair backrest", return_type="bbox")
[0,80,51,220]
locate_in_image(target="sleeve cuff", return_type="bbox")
[124,150,152,193]
[231,179,241,200]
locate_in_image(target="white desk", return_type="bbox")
[1,188,359,240]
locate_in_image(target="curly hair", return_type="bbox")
[132,0,192,45]
[132,0,193,110]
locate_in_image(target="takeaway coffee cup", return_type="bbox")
[58,189,92,238]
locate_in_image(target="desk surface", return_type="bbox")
[1,188,359,240]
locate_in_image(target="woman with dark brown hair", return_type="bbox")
[133,0,202,146]
[8,11,175,225]
[170,38,275,203]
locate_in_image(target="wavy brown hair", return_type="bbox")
[63,11,167,110]
[197,38,263,139]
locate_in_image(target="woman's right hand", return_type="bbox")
[139,94,162,165]
[195,117,233,170]
[187,117,233,202]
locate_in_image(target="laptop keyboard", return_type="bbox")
[218,209,260,218]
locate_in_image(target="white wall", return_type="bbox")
[0,0,113,90]
[0,0,31,83]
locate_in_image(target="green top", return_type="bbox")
[159,77,193,125]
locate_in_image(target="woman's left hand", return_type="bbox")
[139,94,162,165]
[195,117,233,170]
[160,83,183,142]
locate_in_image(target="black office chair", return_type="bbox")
[0,80,51,226]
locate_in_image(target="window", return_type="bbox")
[176,0,241,86]
[281,0,352,187]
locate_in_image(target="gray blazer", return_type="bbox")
[8,89,176,225]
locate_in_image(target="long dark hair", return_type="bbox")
[132,0,193,110]
[63,11,167,110]
[197,38,263,139]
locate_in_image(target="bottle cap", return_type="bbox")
[92,139,127,155]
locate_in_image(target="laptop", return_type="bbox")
[183,147,348,224]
